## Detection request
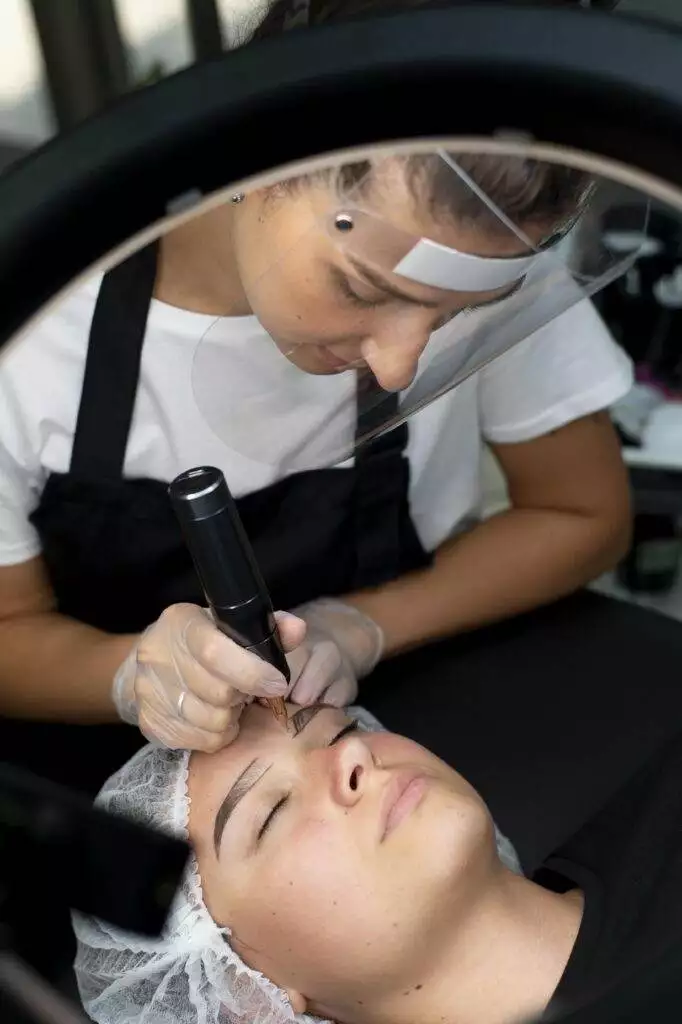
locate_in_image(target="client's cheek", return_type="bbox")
[236,836,363,967]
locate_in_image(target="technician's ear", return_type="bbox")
[284,987,308,1015]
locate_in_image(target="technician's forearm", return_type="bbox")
[0,611,137,721]
[345,507,629,657]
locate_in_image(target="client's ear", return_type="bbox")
[285,988,308,1015]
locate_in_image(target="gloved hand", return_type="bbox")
[286,598,384,707]
[112,603,306,752]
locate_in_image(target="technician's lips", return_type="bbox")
[380,772,427,841]
[317,346,365,371]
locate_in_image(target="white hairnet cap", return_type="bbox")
[73,707,521,1024]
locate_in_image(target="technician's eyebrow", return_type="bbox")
[345,255,443,309]
[212,705,329,855]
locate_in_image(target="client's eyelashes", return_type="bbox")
[329,721,360,745]
[258,795,289,841]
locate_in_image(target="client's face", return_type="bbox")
[188,704,495,1015]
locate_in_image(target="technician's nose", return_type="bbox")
[361,327,430,391]
[330,735,374,807]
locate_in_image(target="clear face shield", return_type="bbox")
[192,146,647,467]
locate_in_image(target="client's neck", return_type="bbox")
[325,867,583,1024]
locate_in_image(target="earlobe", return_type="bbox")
[284,988,308,1015]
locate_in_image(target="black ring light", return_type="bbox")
[1,5,682,347]
[2,7,682,1023]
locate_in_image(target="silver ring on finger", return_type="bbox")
[177,690,187,720]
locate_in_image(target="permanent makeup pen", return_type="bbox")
[169,467,289,728]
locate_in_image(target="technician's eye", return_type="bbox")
[467,276,526,312]
[336,274,385,310]
[329,721,360,746]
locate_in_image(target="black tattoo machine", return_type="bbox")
[169,466,290,727]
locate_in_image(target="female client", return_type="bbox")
[74,700,682,1024]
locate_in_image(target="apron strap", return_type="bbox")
[353,374,411,589]
[70,242,159,479]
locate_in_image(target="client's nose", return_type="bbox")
[331,735,373,807]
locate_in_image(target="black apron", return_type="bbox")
[1,241,430,798]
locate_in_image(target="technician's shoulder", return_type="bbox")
[496,296,625,371]
[510,295,632,388]
[478,297,632,445]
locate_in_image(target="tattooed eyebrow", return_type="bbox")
[213,759,271,854]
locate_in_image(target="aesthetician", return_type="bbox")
[0,0,632,793]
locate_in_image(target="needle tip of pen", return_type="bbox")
[267,697,289,730]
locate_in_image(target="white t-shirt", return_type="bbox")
[0,272,632,567]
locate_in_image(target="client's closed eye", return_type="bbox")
[258,796,289,841]
[256,721,361,843]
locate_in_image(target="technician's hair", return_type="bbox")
[247,0,594,233]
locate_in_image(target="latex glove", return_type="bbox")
[286,598,384,708]
[112,603,306,752]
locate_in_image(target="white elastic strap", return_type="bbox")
[393,236,540,292]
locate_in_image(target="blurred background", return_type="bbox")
[1,0,680,166]
[3,0,682,621]
[0,0,265,167]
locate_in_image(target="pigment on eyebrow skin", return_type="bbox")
[256,696,291,730]
[290,703,329,736]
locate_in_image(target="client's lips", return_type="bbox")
[380,772,427,841]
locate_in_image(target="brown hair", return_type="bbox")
[247,0,593,233]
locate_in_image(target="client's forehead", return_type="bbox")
[193,702,346,779]
[241,700,288,734]
[242,700,346,734]
[239,700,320,741]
